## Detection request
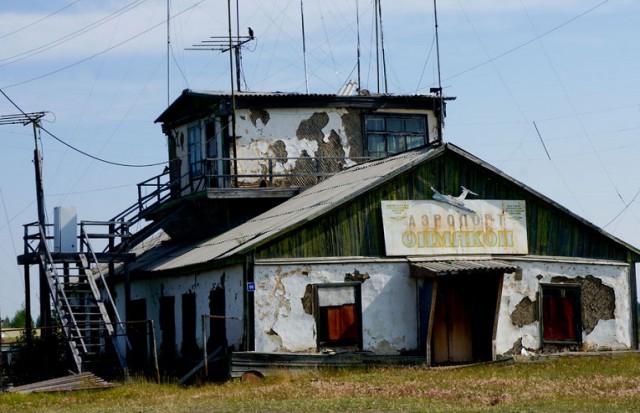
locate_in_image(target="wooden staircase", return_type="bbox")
[34,224,128,375]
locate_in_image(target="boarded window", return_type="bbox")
[315,283,362,348]
[540,284,582,344]
[181,293,198,359]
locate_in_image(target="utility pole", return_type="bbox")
[0,111,47,349]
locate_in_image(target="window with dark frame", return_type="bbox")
[365,114,428,158]
[540,284,582,344]
[315,283,362,349]
[187,124,202,177]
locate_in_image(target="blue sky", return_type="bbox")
[0,0,638,319]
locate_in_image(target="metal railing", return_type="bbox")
[131,155,371,212]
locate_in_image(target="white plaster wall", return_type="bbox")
[496,258,632,355]
[235,108,354,180]
[169,107,439,191]
[253,261,417,354]
[114,264,244,358]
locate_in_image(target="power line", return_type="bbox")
[604,187,640,229]
[1,0,208,90]
[0,0,149,67]
[0,88,166,168]
[0,0,84,41]
[431,0,611,88]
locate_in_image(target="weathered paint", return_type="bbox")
[252,256,632,359]
[252,260,417,354]
[256,149,636,263]
[168,106,438,191]
[381,200,528,255]
[496,258,632,355]
[114,265,244,360]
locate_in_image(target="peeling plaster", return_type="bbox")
[496,260,631,356]
[510,296,537,327]
[254,262,416,354]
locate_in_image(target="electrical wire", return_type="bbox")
[0,0,149,67]
[0,88,166,168]
[1,0,208,90]
[0,0,84,41]
[430,0,611,88]
[0,188,24,289]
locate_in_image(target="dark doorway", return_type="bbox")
[430,272,502,364]
[208,286,227,351]
[159,296,176,360]
[181,293,198,359]
[128,299,148,370]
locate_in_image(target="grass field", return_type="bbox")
[2,352,640,412]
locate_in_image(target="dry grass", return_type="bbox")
[2,352,640,412]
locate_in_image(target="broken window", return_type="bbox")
[187,125,202,177]
[540,284,582,344]
[365,114,427,158]
[315,283,362,349]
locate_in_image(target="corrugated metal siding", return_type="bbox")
[410,260,518,277]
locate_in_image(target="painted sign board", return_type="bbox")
[247,282,256,292]
[381,200,528,256]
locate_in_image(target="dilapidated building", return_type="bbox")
[119,139,639,376]
[19,87,638,379]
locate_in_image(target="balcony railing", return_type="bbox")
[133,155,371,215]
[200,156,370,189]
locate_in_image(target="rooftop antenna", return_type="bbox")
[166,0,170,106]
[433,0,444,143]
[374,0,380,93]
[377,0,388,94]
[300,0,310,93]
[186,3,254,92]
[356,0,361,92]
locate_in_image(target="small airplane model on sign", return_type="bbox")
[430,186,478,213]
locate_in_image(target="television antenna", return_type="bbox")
[187,32,254,92]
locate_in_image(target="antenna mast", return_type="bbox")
[356,0,361,92]
[300,0,310,93]
[377,0,388,94]
[433,0,444,142]
[167,0,170,106]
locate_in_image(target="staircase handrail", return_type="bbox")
[37,224,88,357]
[79,224,124,328]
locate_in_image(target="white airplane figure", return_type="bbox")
[430,186,478,213]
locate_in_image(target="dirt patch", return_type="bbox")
[341,109,363,158]
[249,109,270,127]
[344,269,370,283]
[270,140,288,159]
[301,284,313,315]
[510,296,537,327]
